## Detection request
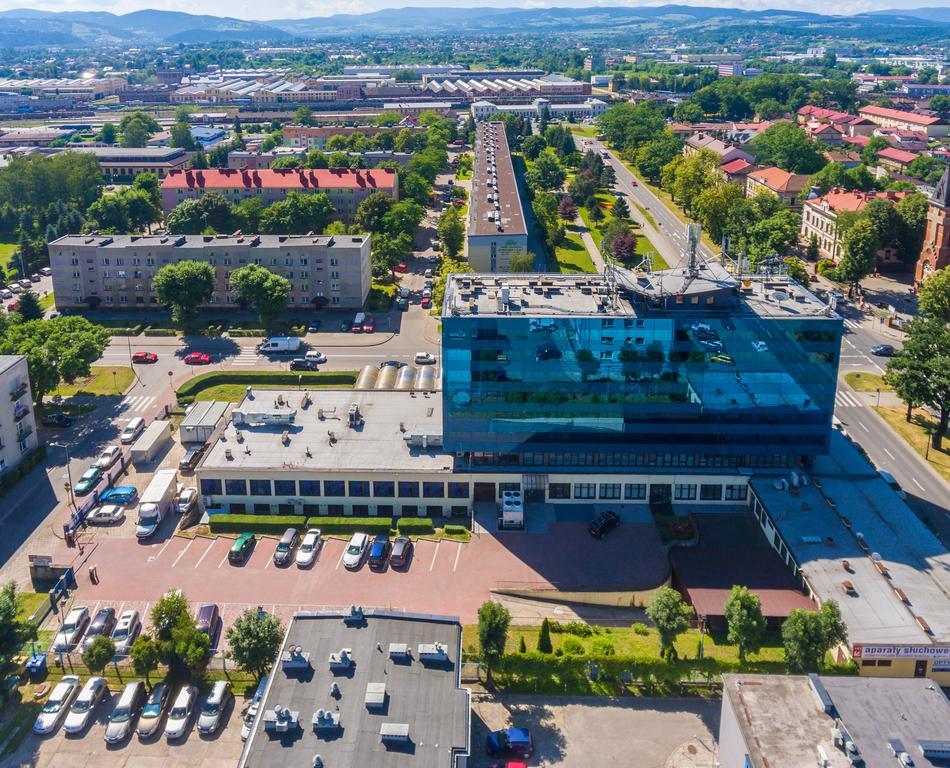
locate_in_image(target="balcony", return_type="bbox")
[13,405,30,423]
[16,423,33,440]
[9,381,28,401]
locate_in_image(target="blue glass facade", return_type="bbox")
[442,311,841,468]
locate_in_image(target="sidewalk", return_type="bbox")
[573,215,606,271]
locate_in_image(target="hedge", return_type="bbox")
[307,517,393,535]
[107,323,144,337]
[396,518,435,535]
[176,370,357,403]
[143,327,179,337]
[0,444,47,496]
[444,524,468,536]
[209,514,307,535]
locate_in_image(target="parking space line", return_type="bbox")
[155,537,176,559]
[218,551,230,569]
[335,544,346,570]
[193,539,216,569]
[429,540,441,572]
[171,538,194,568]
[453,541,462,572]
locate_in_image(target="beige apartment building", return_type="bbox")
[0,356,38,478]
[49,233,372,311]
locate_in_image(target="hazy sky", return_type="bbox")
[0,0,942,20]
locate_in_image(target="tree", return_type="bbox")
[98,122,117,144]
[120,118,151,148]
[612,196,630,220]
[149,591,210,674]
[371,232,413,278]
[230,264,291,327]
[477,600,510,687]
[558,196,578,220]
[896,192,929,260]
[755,98,785,120]
[918,267,950,321]
[518,636,527,653]
[169,121,196,151]
[633,132,683,183]
[782,600,848,673]
[861,136,891,167]
[306,150,329,169]
[724,586,767,663]
[597,102,666,154]
[382,199,425,239]
[749,122,827,174]
[82,635,116,674]
[525,151,566,192]
[606,229,639,263]
[907,155,946,185]
[885,317,950,446]
[521,135,546,161]
[537,617,553,653]
[133,172,162,210]
[15,290,43,321]
[85,194,130,232]
[122,188,161,233]
[259,192,334,235]
[438,207,465,259]
[130,635,160,688]
[226,608,283,681]
[0,316,109,404]
[508,252,536,272]
[836,217,880,296]
[153,261,215,323]
[293,106,314,126]
[354,191,394,234]
[165,199,206,235]
[673,100,705,123]
[646,587,692,660]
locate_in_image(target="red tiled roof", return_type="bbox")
[721,158,754,175]
[859,104,943,126]
[161,168,397,191]
[842,135,870,147]
[877,146,920,164]
[747,166,810,193]
[808,188,910,214]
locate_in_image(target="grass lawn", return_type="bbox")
[554,229,596,273]
[368,281,396,313]
[569,125,598,137]
[637,233,669,270]
[39,293,55,311]
[874,406,950,485]
[845,372,890,393]
[49,366,134,397]
[0,241,16,276]
[15,591,47,623]
[178,370,358,404]
[192,379,355,402]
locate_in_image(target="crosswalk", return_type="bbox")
[121,394,157,414]
[230,349,260,367]
[835,390,863,409]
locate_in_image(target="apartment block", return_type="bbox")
[282,123,426,151]
[160,168,398,221]
[0,356,38,477]
[49,233,371,311]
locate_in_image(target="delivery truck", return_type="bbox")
[257,337,301,354]
[135,468,178,539]
[130,421,172,466]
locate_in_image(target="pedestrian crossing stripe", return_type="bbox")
[122,394,156,413]
[834,391,861,408]
[230,350,260,367]
[843,319,860,329]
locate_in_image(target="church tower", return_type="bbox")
[916,165,950,286]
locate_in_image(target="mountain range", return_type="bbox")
[0,5,945,46]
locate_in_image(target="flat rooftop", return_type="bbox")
[723,674,950,768]
[240,611,470,768]
[469,121,527,238]
[750,431,950,646]
[200,388,451,474]
[442,265,836,320]
[50,233,367,251]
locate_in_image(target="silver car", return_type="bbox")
[104,681,144,743]
[197,680,232,735]
[33,676,81,734]
[136,682,171,738]
[63,677,108,734]
[52,606,90,652]
[164,685,197,740]
[111,610,141,656]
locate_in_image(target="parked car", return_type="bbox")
[111,610,141,656]
[362,315,376,333]
[394,262,408,273]
[229,532,255,564]
[273,528,299,567]
[87,503,126,525]
[396,297,408,311]
[194,603,219,638]
[197,680,232,735]
[120,417,145,444]
[63,676,108,734]
[871,344,896,357]
[18,279,31,289]
[0,289,11,300]
[421,297,432,309]
[305,350,327,364]
[290,358,319,371]
[486,728,534,759]
[135,682,171,738]
[240,676,268,741]
[307,319,321,333]
[40,267,52,276]
[7,283,20,294]
[53,606,90,652]
[131,351,158,364]
[368,535,390,570]
[30,273,40,282]
[82,607,117,652]
[178,447,205,473]
[33,676,81,735]
[164,686,197,740]
[184,351,212,365]
[177,486,199,515]
[41,412,73,428]
[424,268,433,279]
[389,536,413,569]
[295,528,322,567]
[99,485,137,505]
[342,532,369,569]
[414,352,436,365]
[104,681,145,743]
[94,445,122,470]
[588,510,620,539]
[73,466,102,496]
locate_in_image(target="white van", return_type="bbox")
[120,417,145,444]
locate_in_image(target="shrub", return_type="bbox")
[591,636,615,656]
[226,328,266,337]
[562,620,595,637]
[209,514,307,535]
[631,622,650,636]
[444,524,468,536]
[396,518,435,535]
[143,327,179,336]
[107,323,144,337]
[0,444,47,496]
[537,618,553,653]
[561,637,585,655]
[306,516,393,535]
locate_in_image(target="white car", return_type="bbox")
[197,680,232,735]
[18,279,31,289]
[63,676,109,734]
[0,289,11,300]
[111,609,141,656]
[87,503,125,525]
[241,700,261,741]
[33,676,81,734]
[40,267,52,276]
[7,283,21,294]
[53,606,90,652]
[94,446,122,469]
[177,487,198,515]
[342,532,369,570]
[164,685,197,740]
[305,350,327,363]
[295,528,322,567]
[414,352,437,365]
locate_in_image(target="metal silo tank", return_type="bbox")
[355,365,378,390]
[375,363,400,390]
[413,366,436,391]
[395,365,417,390]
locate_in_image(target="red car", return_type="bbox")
[7,301,18,312]
[362,315,376,333]
[394,263,408,273]
[132,351,158,364]
[184,352,212,365]
[421,297,432,309]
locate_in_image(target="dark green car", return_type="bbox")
[73,466,102,496]
[228,532,255,564]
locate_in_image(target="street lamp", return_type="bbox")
[50,442,75,509]
[112,369,118,395]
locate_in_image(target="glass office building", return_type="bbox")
[442,268,841,471]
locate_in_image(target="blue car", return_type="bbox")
[368,535,390,570]
[99,485,138,505]
[486,727,533,758]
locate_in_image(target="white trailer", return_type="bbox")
[136,468,178,539]
[257,337,301,354]
[129,420,172,466]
